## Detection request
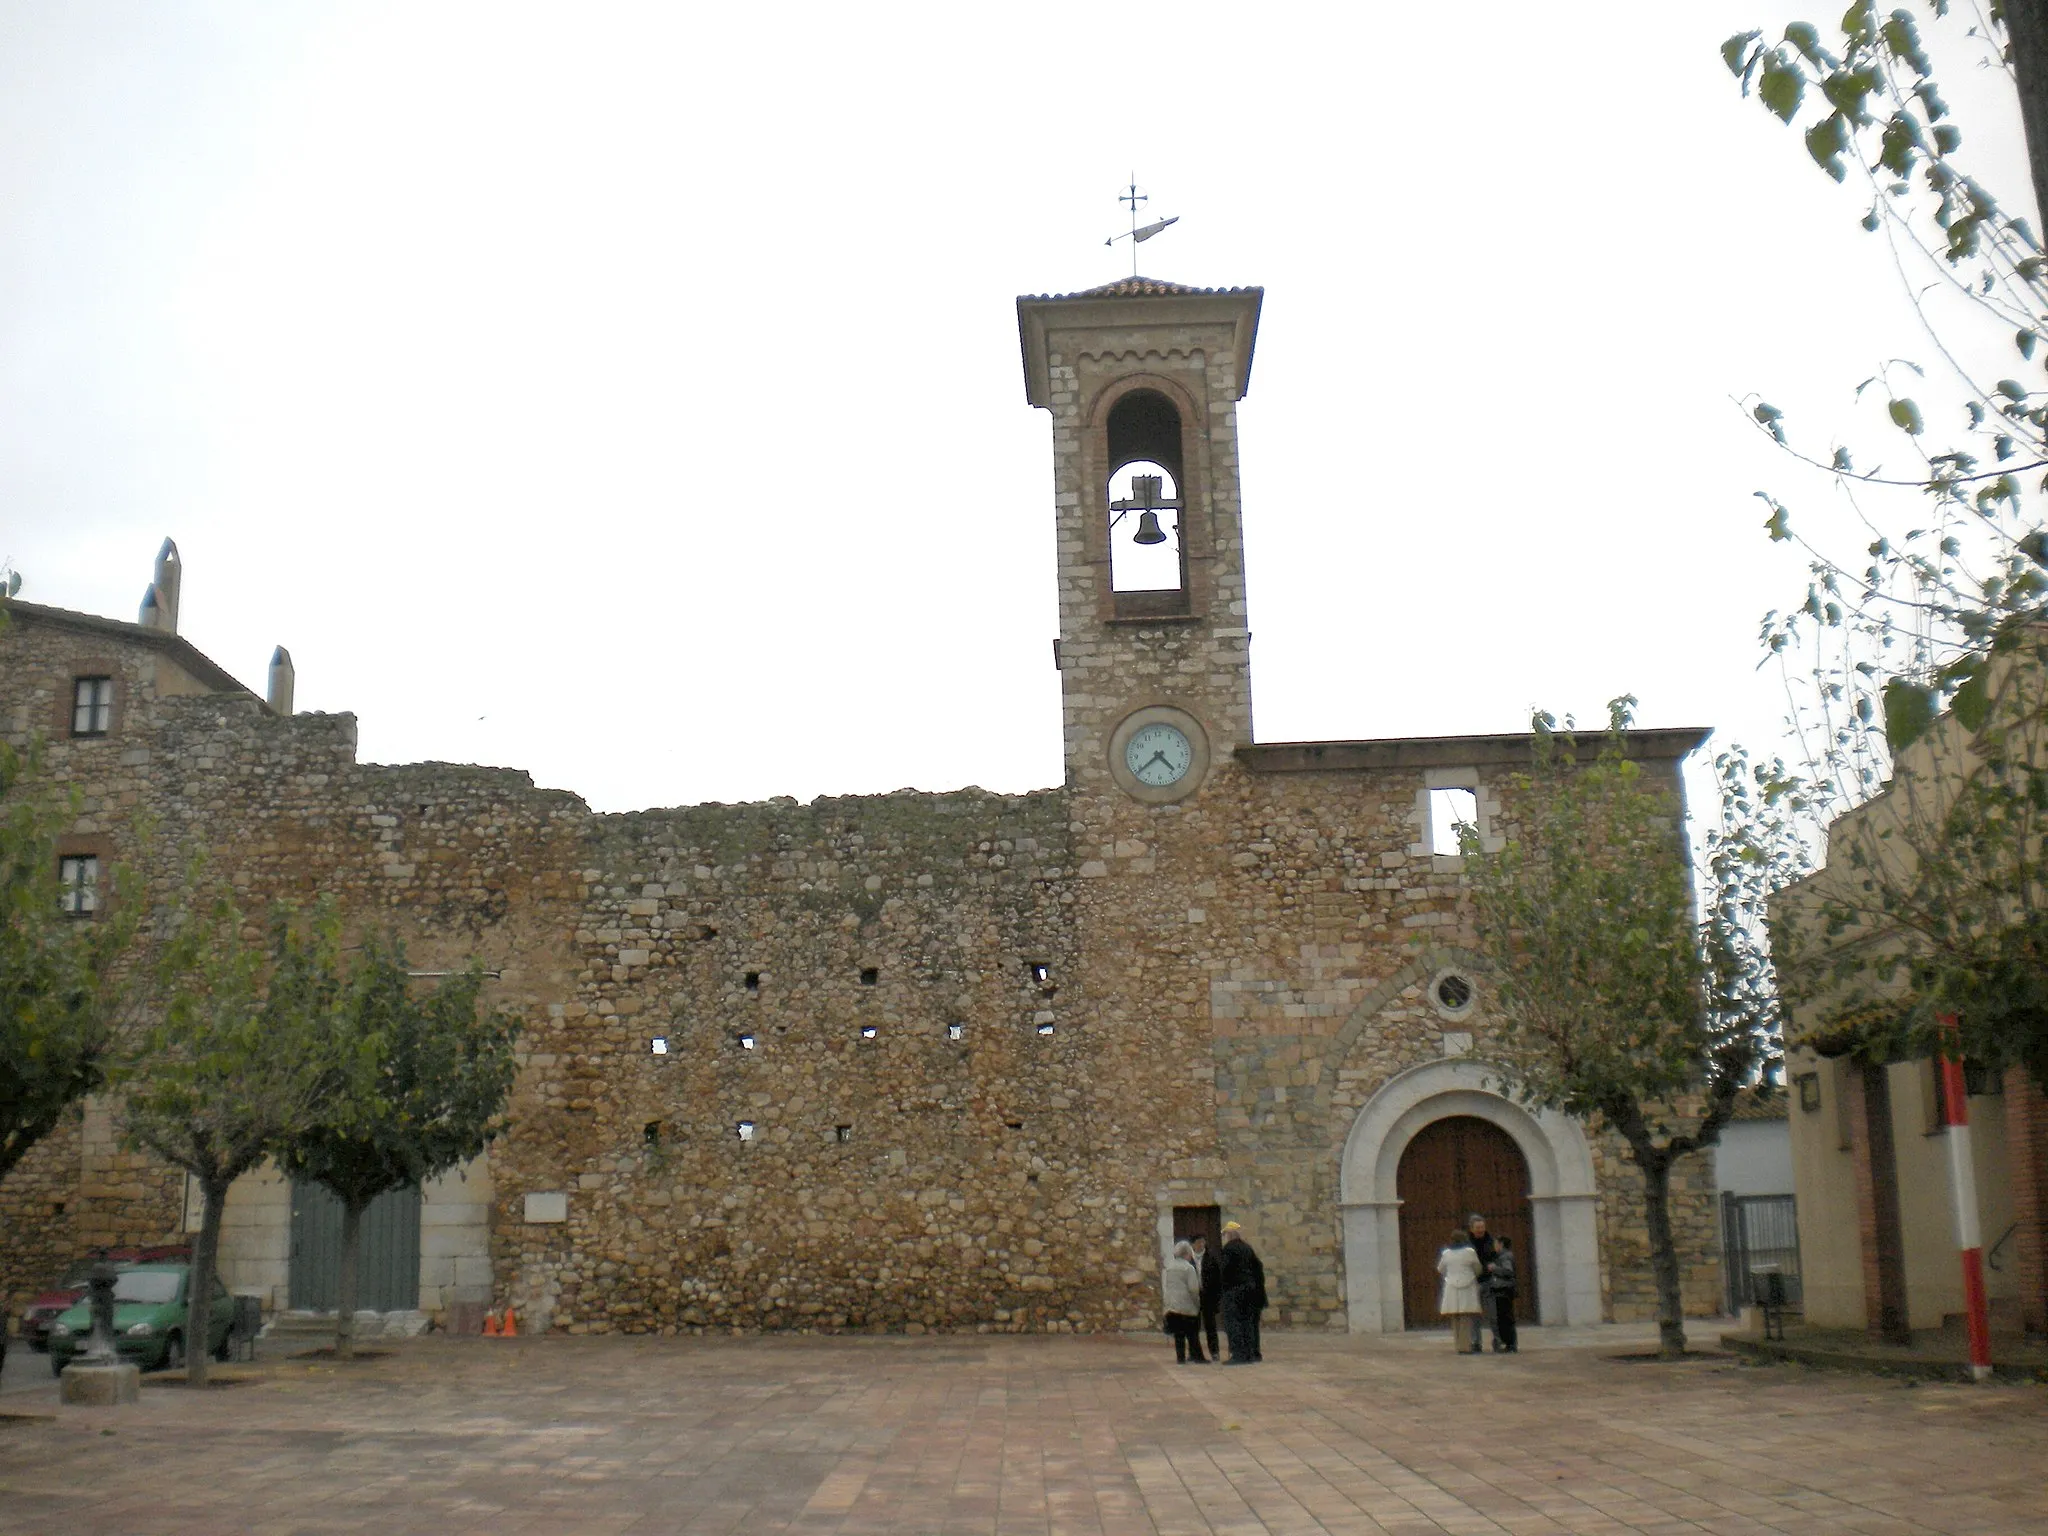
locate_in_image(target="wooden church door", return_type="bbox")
[1395,1115,1538,1328]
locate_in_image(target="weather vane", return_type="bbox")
[1104,175,1178,276]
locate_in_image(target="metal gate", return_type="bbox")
[1722,1192,1801,1314]
[288,1181,422,1313]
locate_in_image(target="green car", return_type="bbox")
[47,1263,235,1375]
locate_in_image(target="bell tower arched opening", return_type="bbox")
[1105,389,1188,606]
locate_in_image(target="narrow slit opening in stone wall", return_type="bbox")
[736,1121,756,1142]
[1028,962,1051,985]
[1428,787,1479,856]
[860,1025,878,1040]
[859,967,879,986]
[947,1023,965,1041]
[737,1032,756,1050]
[1036,1021,1054,1036]
[744,970,760,992]
[835,1124,853,1143]
[643,1121,663,1146]
[649,1035,668,1055]
[1004,1119,1024,1130]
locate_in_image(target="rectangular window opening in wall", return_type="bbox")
[947,1023,965,1041]
[835,1124,853,1143]
[1029,962,1051,985]
[860,1025,878,1041]
[1964,1059,2002,1096]
[71,677,113,737]
[737,1121,756,1142]
[744,971,760,992]
[649,1035,669,1055]
[59,855,99,916]
[859,967,879,986]
[643,1120,663,1146]
[1428,788,1478,857]
[1036,1022,1055,1037]
[738,1032,756,1051]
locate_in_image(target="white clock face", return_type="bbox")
[1124,724,1193,787]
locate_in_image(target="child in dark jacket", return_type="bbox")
[1487,1237,1519,1354]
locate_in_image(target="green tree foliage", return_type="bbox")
[119,898,339,1385]
[0,736,135,1183]
[1,578,135,1186]
[1725,4,2048,1081]
[279,940,520,1359]
[1461,703,1799,1357]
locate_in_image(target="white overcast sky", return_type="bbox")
[1,2,2033,816]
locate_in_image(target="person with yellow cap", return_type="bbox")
[1217,1220,1267,1364]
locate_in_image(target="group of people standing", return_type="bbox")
[1435,1212,1518,1353]
[1160,1221,1267,1364]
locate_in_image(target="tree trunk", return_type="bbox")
[2003,0,2048,231]
[1635,1150,1688,1358]
[335,1196,364,1361]
[187,1175,229,1387]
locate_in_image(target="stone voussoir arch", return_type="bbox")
[1324,961,1604,1333]
[1309,945,1491,1126]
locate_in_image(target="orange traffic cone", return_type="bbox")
[482,1311,501,1337]
[502,1308,518,1337]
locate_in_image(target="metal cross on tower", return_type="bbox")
[1105,175,1179,275]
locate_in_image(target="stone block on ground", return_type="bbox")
[60,1362,140,1406]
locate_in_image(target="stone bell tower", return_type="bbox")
[1016,277,1262,803]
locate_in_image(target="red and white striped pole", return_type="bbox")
[1937,1013,1993,1381]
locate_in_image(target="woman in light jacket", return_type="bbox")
[1162,1240,1207,1363]
[1436,1229,1484,1354]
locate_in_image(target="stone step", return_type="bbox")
[263,1309,431,1339]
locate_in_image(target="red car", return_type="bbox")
[18,1246,190,1352]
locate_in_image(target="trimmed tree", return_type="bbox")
[1460,702,1799,1357]
[278,938,520,1359]
[119,899,339,1385]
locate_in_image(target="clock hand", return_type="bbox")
[1142,751,1172,773]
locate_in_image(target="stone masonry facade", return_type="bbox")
[3,277,1723,1334]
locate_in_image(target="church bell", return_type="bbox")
[1132,510,1168,546]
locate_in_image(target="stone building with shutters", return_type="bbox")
[1,277,1725,1336]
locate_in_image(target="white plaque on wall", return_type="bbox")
[523,1190,568,1224]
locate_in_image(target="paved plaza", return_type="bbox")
[1,1325,2043,1535]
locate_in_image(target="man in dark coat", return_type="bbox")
[1217,1221,1267,1364]
[1190,1233,1222,1363]
[1467,1213,1499,1355]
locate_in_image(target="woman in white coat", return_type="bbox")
[1436,1229,1485,1354]
[1161,1240,1207,1363]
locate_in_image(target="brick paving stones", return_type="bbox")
[0,1327,2042,1535]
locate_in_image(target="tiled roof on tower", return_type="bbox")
[1022,275,1259,301]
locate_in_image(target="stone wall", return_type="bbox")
[3,600,1723,1332]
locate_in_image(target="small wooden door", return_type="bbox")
[288,1182,422,1313]
[1172,1205,1221,1252]
[1395,1116,1537,1328]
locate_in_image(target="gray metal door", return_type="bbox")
[288,1182,422,1312]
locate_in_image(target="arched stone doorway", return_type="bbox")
[1395,1115,1537,1328]
[1338,1059,1602,1332]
